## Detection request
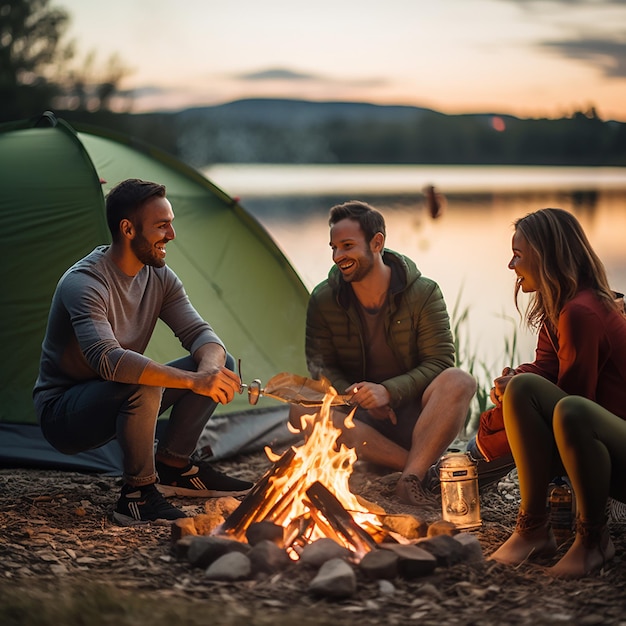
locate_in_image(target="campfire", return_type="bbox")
[172,382,487,596]
[219,389,388,559]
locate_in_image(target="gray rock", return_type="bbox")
[359,548,398,580]
[308,558,357,598]
[378,579,396,595]
[204,551,252,581]
[298,537,352,567]
[419,534,465,566]
[172,535,195,561]
[380,543,437,579]
[187,535,250,568]
[453,532,485,562]
[249,539,291,574]
[246,520,285,547]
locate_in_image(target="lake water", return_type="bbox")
[204,164,626,380]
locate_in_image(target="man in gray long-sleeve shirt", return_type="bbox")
[33,178,252,525]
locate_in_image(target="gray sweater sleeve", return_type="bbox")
[33,248,223,405]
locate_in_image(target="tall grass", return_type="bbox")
[449,291,522,437]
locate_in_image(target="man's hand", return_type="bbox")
[348,381,389,409]
[345,382,397,423]
[192,366,241,404]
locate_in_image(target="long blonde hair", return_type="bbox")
[513,208,617,330]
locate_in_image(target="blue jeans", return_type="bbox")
[40,354,234,486]
[466,435,516,489]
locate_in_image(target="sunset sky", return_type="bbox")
[60,0,626,121]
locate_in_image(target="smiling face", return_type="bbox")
[329,217,379,283]
[130,195,176,268]
[508,229,540,293]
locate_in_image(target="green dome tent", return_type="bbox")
[0,112,308,473]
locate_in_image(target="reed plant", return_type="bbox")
[449,291,522,438]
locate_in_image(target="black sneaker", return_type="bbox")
[113,483,187,526]
[155,461,253,498]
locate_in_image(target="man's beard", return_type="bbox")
[341,249,374,283]
[131,231,166,268]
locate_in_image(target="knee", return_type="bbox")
[288,405,321,436]
[129,384,163,413]
[336,417,360,448]
[553,396,588,441]
[504,372,542,406]
[436,367,477,399]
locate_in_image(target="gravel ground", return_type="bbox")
[1,446,625,626]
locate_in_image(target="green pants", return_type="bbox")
[503,373,626,523]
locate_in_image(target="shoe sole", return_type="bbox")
[155,484,251,498]
[112,511,183,526]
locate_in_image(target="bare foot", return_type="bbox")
[547,528,615,579]
[489,529,557,565]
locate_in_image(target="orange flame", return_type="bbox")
[264,388,383,552]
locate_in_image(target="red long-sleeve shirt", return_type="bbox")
[478,289,626,460]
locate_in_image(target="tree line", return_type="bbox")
[2,0,625,167]
[0,0,131,122]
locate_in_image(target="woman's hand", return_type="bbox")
[491,367,515,406]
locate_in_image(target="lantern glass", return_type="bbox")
[439,451,482,530]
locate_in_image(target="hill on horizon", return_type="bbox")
[59,97,626,167]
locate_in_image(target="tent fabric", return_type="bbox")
[0,423,125,475]
[0,112,309,474]
[194,405,301,461]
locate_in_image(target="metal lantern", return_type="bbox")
[439,451,482,530]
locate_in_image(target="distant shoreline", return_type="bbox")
[204,163,626,198]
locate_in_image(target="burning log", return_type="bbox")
[221,447,296,539]
[221,452,382,555]
[284,514,316,550]
[306,481,378,556]
[219,390,389,556]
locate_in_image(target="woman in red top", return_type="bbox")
[489,208,626,578]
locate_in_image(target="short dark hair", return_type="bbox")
[328,200,386,243]
[105,179,166,240]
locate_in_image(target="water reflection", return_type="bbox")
[206,166,626,382]
[571,189,599,213]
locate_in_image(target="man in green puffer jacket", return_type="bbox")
[289,201,476,508]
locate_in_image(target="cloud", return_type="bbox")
[119,85,169,97]
[492,0,626,79]
[238,68,320,82]
[501,0,625,8]
[234,67,387,88]
[539,36,626,78]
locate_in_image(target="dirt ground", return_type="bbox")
[1,447,625,626]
